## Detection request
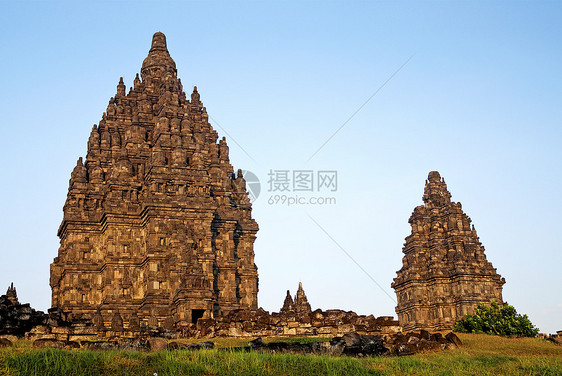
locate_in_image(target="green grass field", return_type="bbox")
[1,334,560,376]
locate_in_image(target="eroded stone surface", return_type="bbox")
[392,171,505,331]
[50,32,259,334]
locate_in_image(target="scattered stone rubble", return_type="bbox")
[0,283,402,348]
[31,337,212,352]
[184,308,400,338]
[0,285,176,344]
[24,331,463,356]
[6,283,560,356]
[247,330,462,356]
[23,332,462,356]
[165,283,400,338]
[168,341,214,350]
[0,283,47,337]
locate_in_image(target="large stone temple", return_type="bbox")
[50,32,259,332]
[392,171,505,331]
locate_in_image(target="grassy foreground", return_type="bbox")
[0,334,561,376]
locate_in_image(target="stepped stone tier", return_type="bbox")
[50,32,259,333]
[392,171,505,331]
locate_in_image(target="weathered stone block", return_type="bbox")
[317,326,337,335]
[0,335,18,343]
[282,327,296,336]
[33,338,67,349]
[337,324,355,333]
[295,327,316,336]
[149,338,168,352]
[51,326,71,335]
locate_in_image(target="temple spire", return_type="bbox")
[422,170,452,208]
[150,32,168,53]
[141,32,177,92]
[70,157,87,183]
[116,77,126,97]
[293,282,311,315]
[280,290,294,313]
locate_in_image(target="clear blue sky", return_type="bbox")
[0,1,560,333]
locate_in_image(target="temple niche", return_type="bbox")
[50,32,259,333]
[392,171,505,331]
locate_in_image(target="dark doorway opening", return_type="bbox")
[191,309,205,324]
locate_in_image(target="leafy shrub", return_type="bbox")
[453,301,539,337]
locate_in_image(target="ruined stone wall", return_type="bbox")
[2,283,399,342]
[184,309,401,338]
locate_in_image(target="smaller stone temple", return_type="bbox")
[392,171,505,331]
[280,282,312,315]
[6,283,18,305]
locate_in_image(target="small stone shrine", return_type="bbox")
[280,282,312,315]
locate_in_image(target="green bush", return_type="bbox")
[453,301,539,337]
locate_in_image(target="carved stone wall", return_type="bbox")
[50,32,259,333]
[392,171,505,331]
